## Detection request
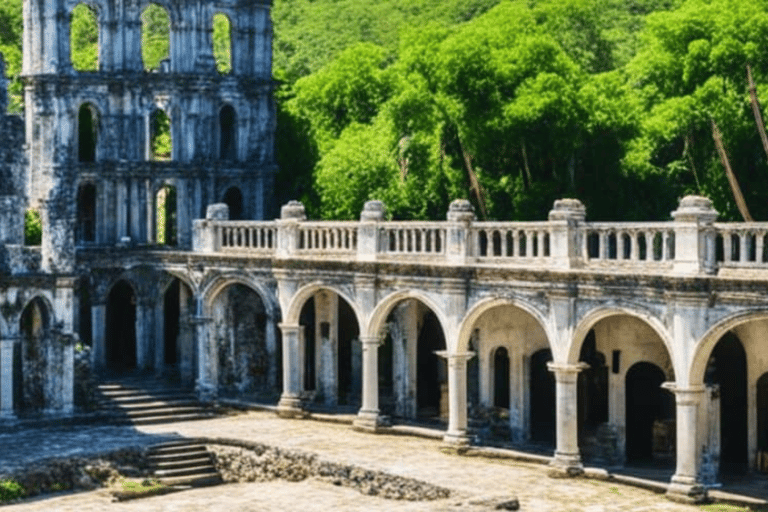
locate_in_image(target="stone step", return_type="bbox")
[131,413,218,426]
[101,399,201,411]
[154,464,218,478]
[151,456,213,471]
[156,473,222,488]
[150,443,208,455]
[120,406,209,419]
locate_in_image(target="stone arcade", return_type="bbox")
[2,0,768,505]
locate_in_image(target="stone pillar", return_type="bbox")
[445,200,475,265]
[91,302,106,370]
[276,201,306,259]
[192,203,228,253]
[672,196,718,275]
[60,334,75,414]
[135,300,153,371]
[265,317,278,390]
[0,338,14,418]
[664,384,707,504]
[277,323,305,417]
[548,362,588,476]
[357,200,385,262]
[548,199,586,269]
[154,300,165,376]
[440,351,475,446]
[354,336,382,431]
[192,296,216,401]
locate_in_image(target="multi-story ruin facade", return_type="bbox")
[3,0,768,505]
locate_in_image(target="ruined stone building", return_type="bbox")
[4,0,768,505]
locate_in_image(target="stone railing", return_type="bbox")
[191,196,768,277]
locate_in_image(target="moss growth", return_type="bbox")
[0,479,25,502]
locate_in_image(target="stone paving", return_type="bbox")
[0,412,727,511]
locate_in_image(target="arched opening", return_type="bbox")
[493,347,510,408]
[625,362,674,462]
[150,108,172,161]
[213,13,232,74]
[142,4,170,71]
[212,283,279,402]
[156,184,177,246]
[222,187,243,221]
[70,3,98,71]
[416,310,446,419]
[106,281,136,373]
[78,103,99,163]
[219,105,237,161]
[298,290,361,409]
[530,348,555,446]
[577,330,609,451]
[378,299,446,421]
[16,298,50,414]
[76,183,96,243]
[163,278,195,383]
[706,332,748,475]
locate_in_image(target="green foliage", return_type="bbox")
[141,4,170,71]
[150,110,172,160]
[0,0,22,112]
[24,209,41,246]
[71,4,99,71]
[0,479,24,502]
[213,13,232,74]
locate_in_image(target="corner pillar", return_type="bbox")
[664,384,707,504]
[548,362,588,476]
[91,302,106,371]
[277,323,305,418]
[191,296,216,401]
[354,336,382,431]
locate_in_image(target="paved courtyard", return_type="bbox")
[0,411,742,511]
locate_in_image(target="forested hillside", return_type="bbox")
[2,0,768,222]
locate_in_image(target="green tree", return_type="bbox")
[70,3,99,72]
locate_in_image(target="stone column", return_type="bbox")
[354,336,382,431]
[265,318,278,390]
[192,296,216,401]
[440,351,475,446]
[154,300,165,376]
[91,302,106,370]
[664,384,707,504]
[672,196,718,275]
[548,362,588,475]
[0,338,14,418]
[135,299,153,371]
[277,323,305,418]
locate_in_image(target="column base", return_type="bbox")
[666,476,707,504]
[276,395,306,418]
[442,431,472,453]
[548,451,584,477]
[353,409,384,432]
[195,382,217,403]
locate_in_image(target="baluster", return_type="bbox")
[630,232,639,260]
[741,232,749,263]
[617,232,625,260]
[758,234,765,263]
[723,233,732,263]
[600,231,608,260]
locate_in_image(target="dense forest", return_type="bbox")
[1,0,768,222]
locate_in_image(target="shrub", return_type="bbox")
[0,479,25,502]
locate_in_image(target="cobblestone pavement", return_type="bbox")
[2,412,708,511]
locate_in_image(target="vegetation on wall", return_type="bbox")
[1,0,767,222]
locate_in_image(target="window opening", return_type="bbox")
[150,109,172,161]
[213,13,232,74]
[78,103,98,162]
[142,4,170,71]
[76,183,96,242]
[156,184,177,246]
[222,187,243,220]
[71,3,99,71]
[219,105,236,160]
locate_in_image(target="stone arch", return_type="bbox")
[284,283,363,330]
[568,306,674,367]
[140,2,172,72]
[105,279,137,372]
[366,290,449,342]
[16,296,53,413]
[456,297,552,354]
[688,310,768,387]
[203,273,279,320]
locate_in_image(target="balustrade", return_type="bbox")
[190,198,768,277]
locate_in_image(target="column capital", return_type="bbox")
[547,362,588,380]
[435,350,475,363]
[661,383,706,404]
[359,336,381,346]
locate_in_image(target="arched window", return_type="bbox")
[77,183,96,243]
[142,3,170,71]
[219,105,236,160]
[78,103,99,162]
[150,108,172,161]
[222,186,243,220]
[156,184,177,246]
[213,13,232,74]
[71,3,99,71]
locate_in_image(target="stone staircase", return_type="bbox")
[97,378,222,426]
[146,440,223,487]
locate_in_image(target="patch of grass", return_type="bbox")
[0,479,25,502]
[110,478,174,502]
[701,504,757,512]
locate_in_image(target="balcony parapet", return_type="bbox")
[190,196,768,278]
